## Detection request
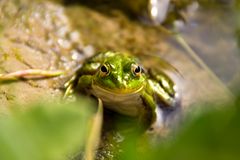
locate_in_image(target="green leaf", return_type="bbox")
[119,98,240,160]
[0,99,94,160]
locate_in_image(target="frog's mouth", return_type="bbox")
[91,83,144,96]
[91,84,144,117]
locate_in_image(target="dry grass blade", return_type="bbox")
[0,69,64,82]
[85,98,103,160]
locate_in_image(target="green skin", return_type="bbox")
[65,51,177,128]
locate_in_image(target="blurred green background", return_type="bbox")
[0,99,95,160]
[119,97,240,160]
[0,95,238,160]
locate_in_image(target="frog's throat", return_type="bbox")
[91,83,144,96]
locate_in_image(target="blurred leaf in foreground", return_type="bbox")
[120,98,240,160]
[0,98,94,160]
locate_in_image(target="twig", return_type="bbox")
[0,69,64,82]
[85,98,103,160]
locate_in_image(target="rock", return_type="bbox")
[0,0,92,111]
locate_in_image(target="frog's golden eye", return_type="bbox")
[131,64,142,77]
[100,64,109,76]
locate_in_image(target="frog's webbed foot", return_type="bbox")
[63,74,77,99]
[140,92,158,130]
[146,69,181,134]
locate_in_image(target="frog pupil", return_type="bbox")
[135,66,141,73]
[101,65,108,73]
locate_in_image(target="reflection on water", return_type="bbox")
[176,2,240,87]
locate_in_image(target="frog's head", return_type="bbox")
[93,53,146,94]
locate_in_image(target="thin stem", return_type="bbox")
[85,98,103,160]
[174,32,234,97]
[0,69,64,81]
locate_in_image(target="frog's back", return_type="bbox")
[88,51,123,63]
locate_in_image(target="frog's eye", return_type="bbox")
[131,64,142,77]
[100,64,109,76]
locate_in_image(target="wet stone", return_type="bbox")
[0,0,92,110]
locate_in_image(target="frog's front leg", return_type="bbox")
[75,75,93,93]
[64,74,93,99]
[145,70,181,133]
[64,61,100,98]
[147,80,175,108]
[140,91,158,129]
[141,91,168,132]
[147,69,179,109]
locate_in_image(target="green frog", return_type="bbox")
[65,51,180,129]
